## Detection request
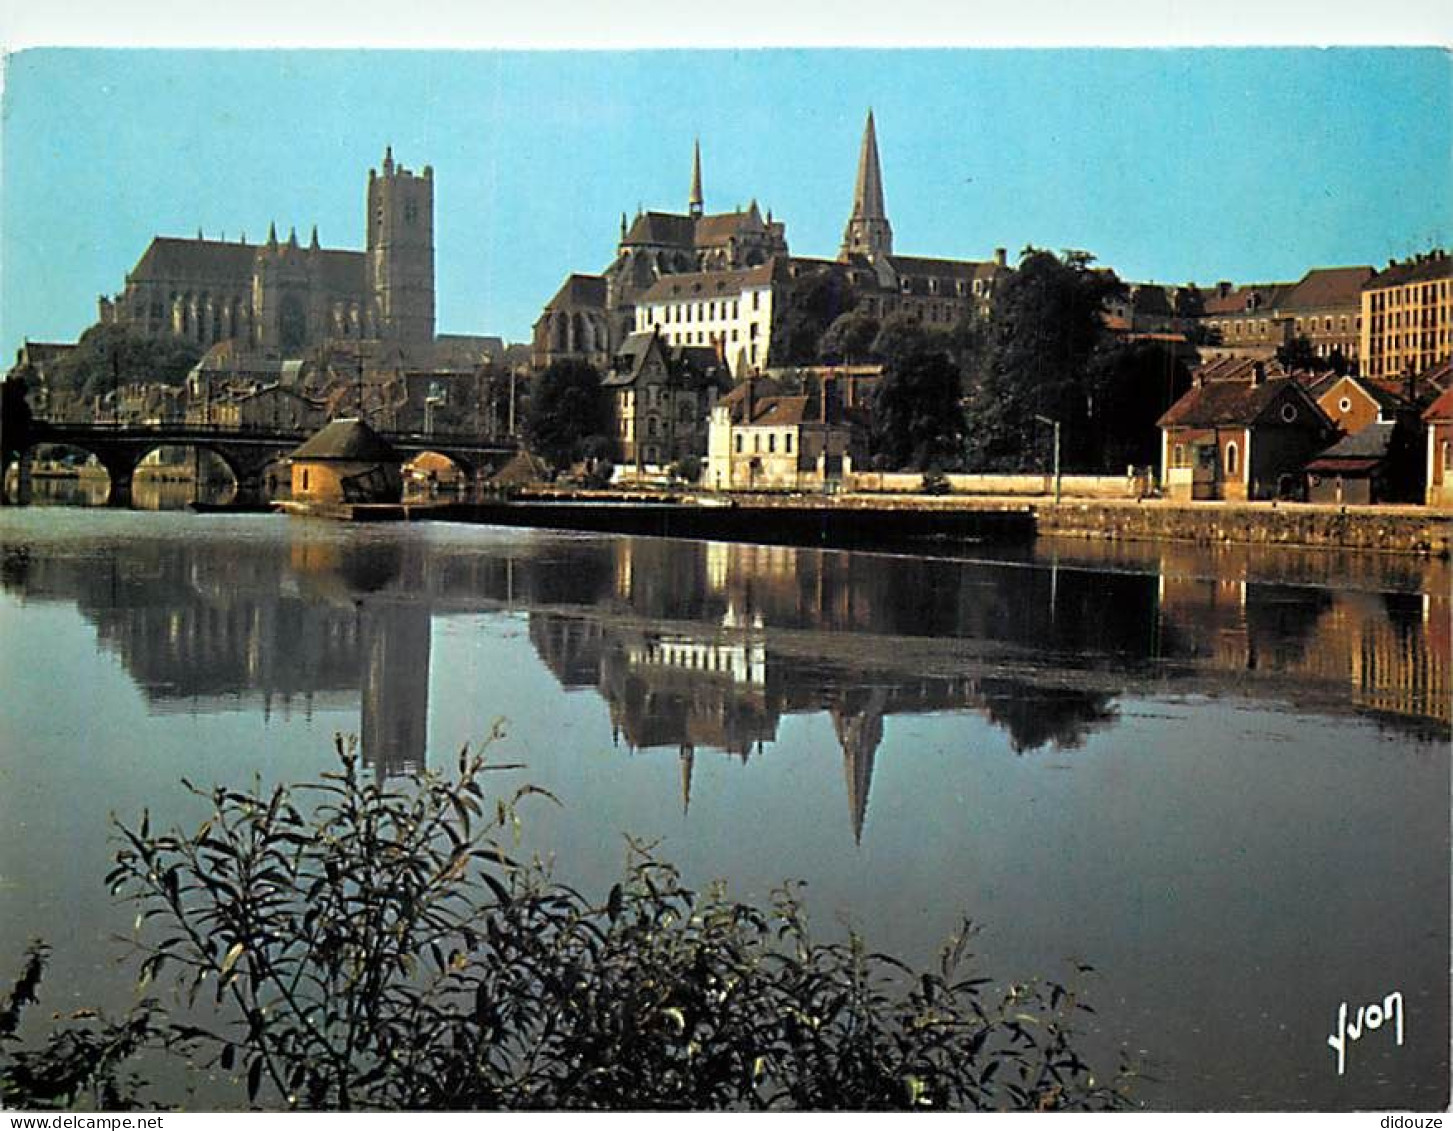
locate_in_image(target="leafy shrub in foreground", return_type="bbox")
[2,737,1130,1111]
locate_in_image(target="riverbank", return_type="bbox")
[433,490,1451,558]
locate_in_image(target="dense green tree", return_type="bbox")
[1083,338,1193,472]
[818,309,881,364]
[869,317,966,471]
[961,249,1126,471]
[47,323,203,401]
[770,268,855,366]
[523,359,613,470]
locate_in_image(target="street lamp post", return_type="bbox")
[1034,413,1061,504]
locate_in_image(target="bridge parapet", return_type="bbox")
[10,417,520,507]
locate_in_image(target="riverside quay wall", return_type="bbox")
[1026,499,1450,557]
[450,492,1449,557]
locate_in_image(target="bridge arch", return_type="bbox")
[5,442,111,506]
[131,443,240,508]
[402,450,474,498]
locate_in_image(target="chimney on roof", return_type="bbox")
[994,247,1007,268]
[1250,361,1265,387]
[1217,280,1232,298]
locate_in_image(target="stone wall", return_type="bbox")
[1034,501,1451,557]
[845,470,1150,498]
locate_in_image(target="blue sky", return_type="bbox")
[1,47,1450,360]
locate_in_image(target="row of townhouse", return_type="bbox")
[1189,250,1453,379]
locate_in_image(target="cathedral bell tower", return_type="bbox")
[367,146,435,344]
[839,110,893,261]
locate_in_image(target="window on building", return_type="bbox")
[785,433,793,454]
[301,469,310,491]
[735,434,743,454]
[754,434,761,453]
[769,434,776,453]
[1173,443,1185,468]
[1225,441,1239,478]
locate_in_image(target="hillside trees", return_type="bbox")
[523,358,613,469]
[48,323,203,401]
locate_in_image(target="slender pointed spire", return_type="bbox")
[266,221,278,248]
[689,138,704,219]
[840,109,893,260]
[853,110,886,220]
[287,225,298,249]
[833,695,885,846]
[309,224,320,251]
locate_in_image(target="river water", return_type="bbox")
[0,507,1447,1111]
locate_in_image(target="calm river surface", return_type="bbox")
[0,508,1447,1111]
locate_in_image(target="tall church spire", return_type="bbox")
[839,109,893,261]
[689,138,704,219]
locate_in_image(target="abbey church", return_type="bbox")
[98,147,435,356]
[533,112,1009,376]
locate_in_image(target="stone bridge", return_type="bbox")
[3,419,518,506]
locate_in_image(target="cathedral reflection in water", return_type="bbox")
[2,522,1446,840]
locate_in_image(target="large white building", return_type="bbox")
[633,262,778,376]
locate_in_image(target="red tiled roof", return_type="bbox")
[1158,376,1327,429]
[743,395,810,427]
[1423,385,1453,423]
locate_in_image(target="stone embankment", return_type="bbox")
[1027,498,1450,557]
[510,488,1450,557]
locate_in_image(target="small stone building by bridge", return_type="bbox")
[289,419,403,506]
